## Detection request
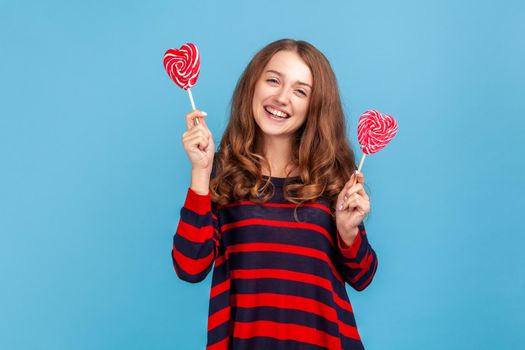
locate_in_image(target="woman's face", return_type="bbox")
[252,50,312,143]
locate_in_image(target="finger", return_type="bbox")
[199,118,213,138]
[337,175,354,202]
[183,126,208,142]
[337,174,356,209]
[344,183,366,200]
[342,193,361,211]
[188,116,212,140]
[356,195,370,214]
[353,172,368,201]
[184,133,209,151]
[355,171,365,185]
[347,170,362,184]
[343,193,369,213]
[185,110,207,130]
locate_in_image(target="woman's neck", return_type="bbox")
[260,136,298,177]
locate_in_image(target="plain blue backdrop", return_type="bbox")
[1,0,524,349]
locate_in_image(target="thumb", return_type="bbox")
[200,117,212,136]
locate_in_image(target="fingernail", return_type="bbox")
[355,170,360,175]
[202,111,207,116]
[338,204,343,210]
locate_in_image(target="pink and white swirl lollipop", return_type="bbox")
[163,43,201,124]
[356,110,398,172]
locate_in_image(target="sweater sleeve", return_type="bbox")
[335,222,378,291]
[171,187,221,283]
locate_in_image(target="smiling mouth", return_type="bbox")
[264,106,290,119]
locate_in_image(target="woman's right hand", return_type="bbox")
[181,110,215,173]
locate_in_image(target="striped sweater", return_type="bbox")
[172,175,378,350]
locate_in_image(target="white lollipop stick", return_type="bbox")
[357,153,366,173]
[187,88,199,126]
[350,153,367,186]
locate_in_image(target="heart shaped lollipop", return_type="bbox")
[163,43,200,90]
[358,110,397,155]
[163,43,201,125]
[355,110,398,172]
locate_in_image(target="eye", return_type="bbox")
[295,89,308,97]
[266,78,279,85]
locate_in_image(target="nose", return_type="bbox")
[275,87,290,105]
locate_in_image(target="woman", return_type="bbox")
[172,39,377,350]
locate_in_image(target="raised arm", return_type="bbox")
[172,186,221,283]
[171,109,219,283]
[335,222,378,291]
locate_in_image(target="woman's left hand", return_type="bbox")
[335,171,370,247]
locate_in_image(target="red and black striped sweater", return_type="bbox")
[172,175,378,350]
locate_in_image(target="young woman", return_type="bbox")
[172,39,377,350]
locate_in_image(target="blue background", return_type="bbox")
[1,0,524,349]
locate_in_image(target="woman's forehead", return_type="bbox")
[264,51,312,85]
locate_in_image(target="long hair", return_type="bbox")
[210,39,357,217]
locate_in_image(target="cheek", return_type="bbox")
[297,100,310,117]
[253,80,268,99]
[252,87,262,107]
[252,87,265,111]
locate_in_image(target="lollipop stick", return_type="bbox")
[350,153,367,186]
[357,153,366,173]
[187,88,196,110]
[187,88,199,126]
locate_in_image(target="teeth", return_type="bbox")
[266,106,289,118]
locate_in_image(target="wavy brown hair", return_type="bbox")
[210,39,357,217]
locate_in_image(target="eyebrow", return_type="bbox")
[265,69,312,89]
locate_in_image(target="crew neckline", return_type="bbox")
[262,174,301,186]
